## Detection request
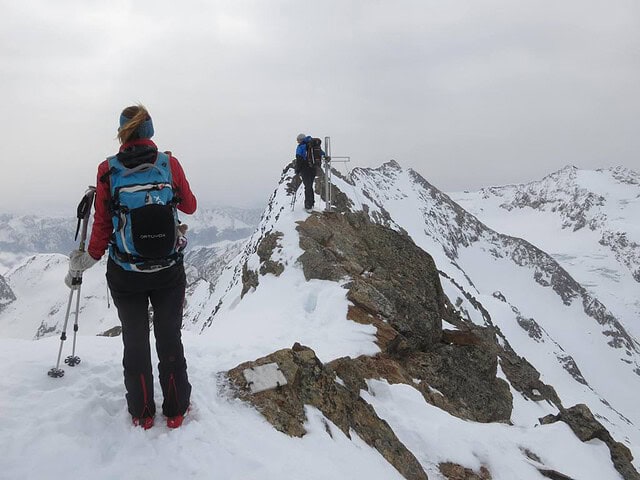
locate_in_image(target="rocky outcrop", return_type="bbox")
[540,404,639,480]
[440,272,563,409]
[439,463,491,480]
[224,209,532,478]
[297,211,445,351]
[223,164,640,478]
[240,231,284,298]
[256,231,284,276]
[0,274,17,313]
[330,338,512,425]
[599,231,640,283]
[227,344,428,480]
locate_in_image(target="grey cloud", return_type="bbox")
[0,0,638,214]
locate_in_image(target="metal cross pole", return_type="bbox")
[322,136,350,212]
[48,186,96,378]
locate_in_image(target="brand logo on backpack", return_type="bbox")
[106,152,180,272]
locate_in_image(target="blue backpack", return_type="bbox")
[105,151,181,272]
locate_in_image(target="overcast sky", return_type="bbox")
[1,0,639,214]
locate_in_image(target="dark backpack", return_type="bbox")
[307,138,323,168]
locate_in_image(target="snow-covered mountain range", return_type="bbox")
[0,163,638,480]
[0,206,262,273]
[451,165,640,341]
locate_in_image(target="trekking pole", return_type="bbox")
[290,164,301,212]
[48,186,96,378]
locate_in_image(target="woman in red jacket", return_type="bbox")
[67,105,197,430]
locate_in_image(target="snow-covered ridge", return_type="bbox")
[340,162,638,352]
[451,165,640,340]
[470,165,640,234]
[326,161,640,460]
[1,160,640,479]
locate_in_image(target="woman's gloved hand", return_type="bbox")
[64,250,98,289]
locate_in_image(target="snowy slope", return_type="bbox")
[327,161,640,461]
[451,165,640,340]
[1,254,119,339]
[0,335,406,480]
[0,335,623,480]
[0,162,637,479]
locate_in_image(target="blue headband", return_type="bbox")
[119,114,154,139]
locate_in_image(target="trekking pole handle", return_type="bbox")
[76,186,96,252]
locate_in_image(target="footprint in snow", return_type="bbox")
[304,291,318,313]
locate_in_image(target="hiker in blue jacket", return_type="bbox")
[295,134,319,211]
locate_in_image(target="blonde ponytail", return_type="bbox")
[118,105,151,144]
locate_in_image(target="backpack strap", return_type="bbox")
[122,163,162,177]
[99,155,119,184]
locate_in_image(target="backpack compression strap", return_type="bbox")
[99,151,173,183]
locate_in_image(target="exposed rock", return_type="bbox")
[226,344,428,480]
[442,329,482,346]
[318,169,354,214]
[0,274,16,313]
[297,211,445,351]
[537,468,576,480]
[295,210,512,423]
[441,272,563,408]
[241,261,259,298]
[403,343,512,423]
[97,326,122,337]
[521,447,576,479]
[439,463,491,480]
[330,337,513,424]
[540,404,639,480]
[257,231,285,276]
[498,346,563,407]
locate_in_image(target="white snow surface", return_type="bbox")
[0,335,402,480]
[451,165,640,339]
[364,379,622,480]
[0,163,638,479]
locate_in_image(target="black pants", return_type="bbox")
[300,166,316,209]
[107,258,191,419]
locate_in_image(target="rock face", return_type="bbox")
[296,211,512,423]
[439,463,492,480]
[225,209,521,479]
[227,344,428,480]
[297,211,445,351]
[540,404,639,480]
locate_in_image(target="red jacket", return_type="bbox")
[87,139,197,260]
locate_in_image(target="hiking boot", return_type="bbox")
[167,406,190,429]
[166,414,185,429]
[132,416,154,430]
